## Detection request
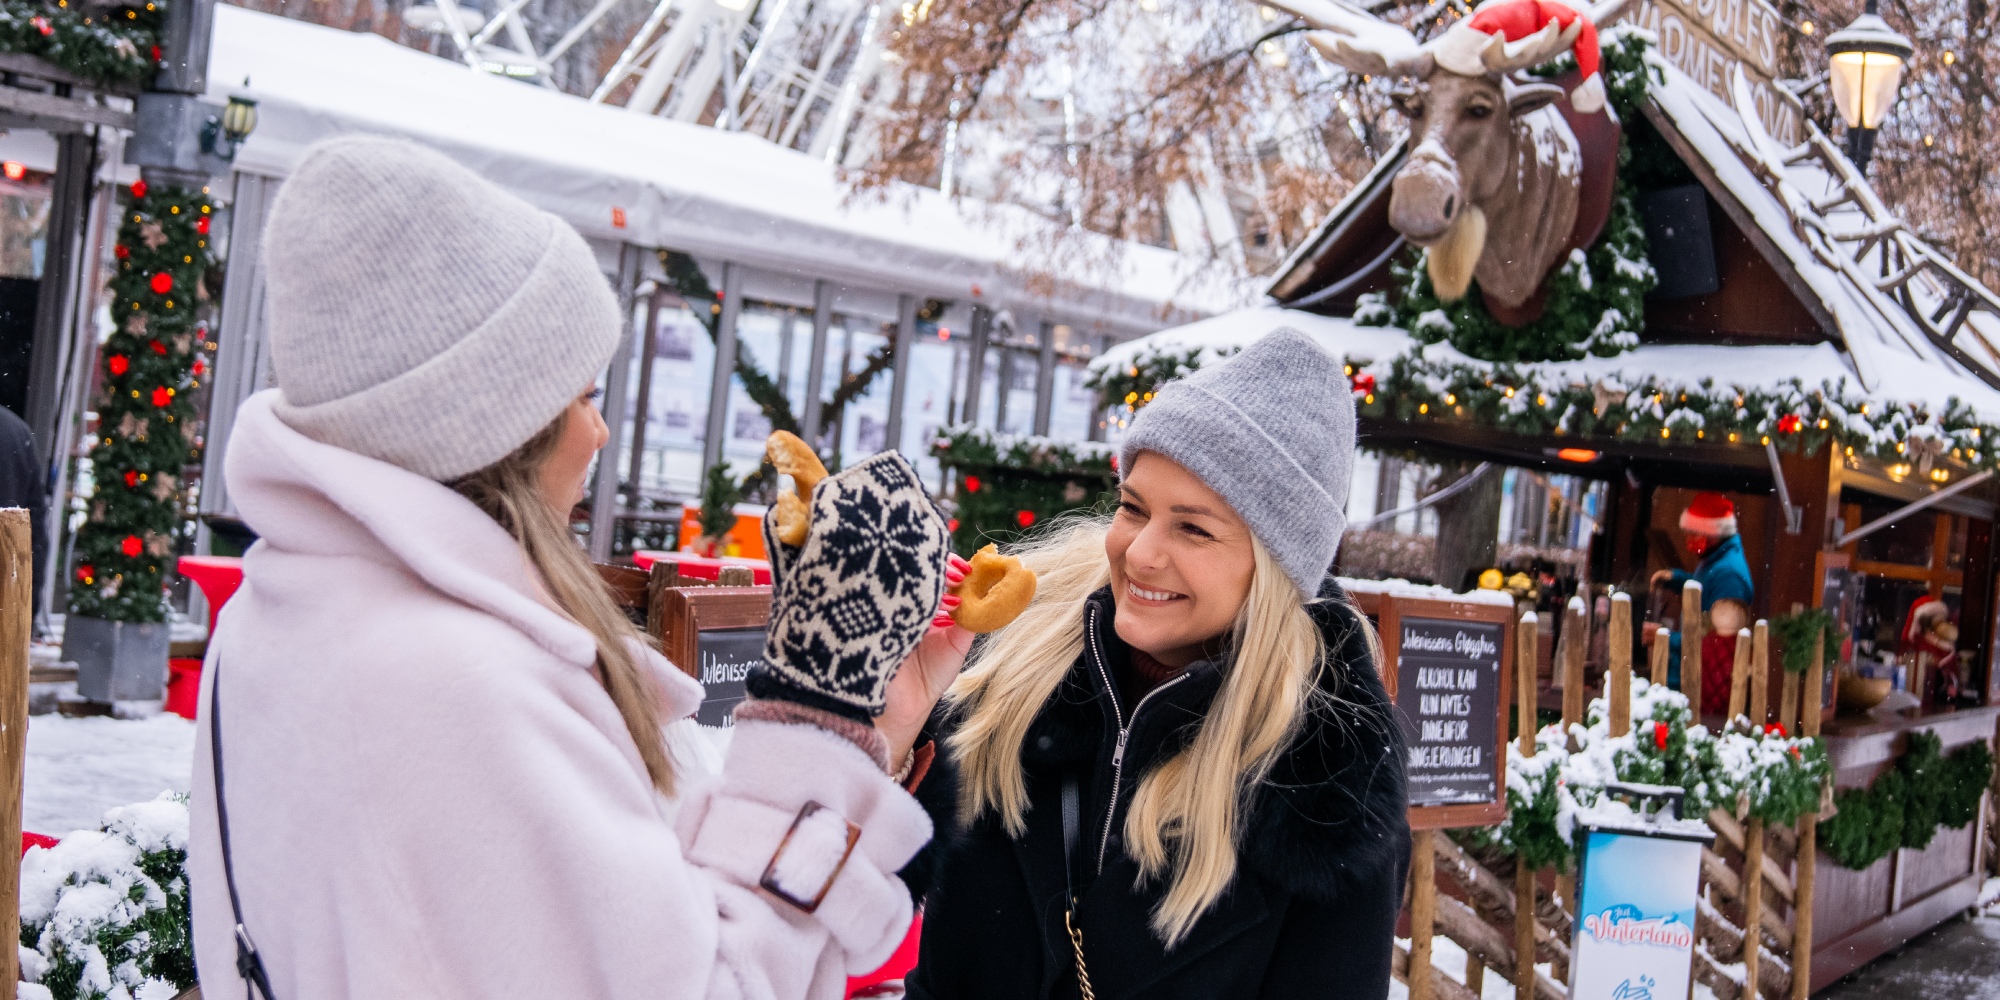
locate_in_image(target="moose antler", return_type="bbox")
[1261,0,1434,77]
[1433,14,1581,75]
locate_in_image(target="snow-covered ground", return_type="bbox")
[1388,934,1722,1000]
[22,714,195,837]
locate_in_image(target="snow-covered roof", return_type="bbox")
[1641,52,2000,397]
[203,6,1233,336]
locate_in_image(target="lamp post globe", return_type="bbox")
[1825,0,1913,175]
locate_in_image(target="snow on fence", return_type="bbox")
[1397,595,1832,1000]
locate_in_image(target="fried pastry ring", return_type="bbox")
[766,431,829,547]
[949,544,1037,633]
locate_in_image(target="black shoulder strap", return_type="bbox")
[1060,774,1080,902]
[209,661,280,1000]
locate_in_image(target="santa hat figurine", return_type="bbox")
[1434,0,1612,115]
[1679,492,1738,537]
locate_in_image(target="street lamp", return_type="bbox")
[1825,0,1913,175]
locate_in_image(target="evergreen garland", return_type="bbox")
[69,180,214,623]
[1771,607,1841,674]
[0,0,161,90]
[1818,731,1994,869]
[1471,679,1828,871]
[929,425,1116,555]
[1352,31,1660,363]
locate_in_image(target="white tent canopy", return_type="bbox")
[205,5,1231,336]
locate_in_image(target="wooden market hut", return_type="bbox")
[1097,21,2000,996]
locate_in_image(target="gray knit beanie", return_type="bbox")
[263,135,622,481]
[1119,327,1355,597]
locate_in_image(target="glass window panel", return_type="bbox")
[630,299,715,497]
[1853,497,1935,568]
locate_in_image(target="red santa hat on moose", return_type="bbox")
[1433,0,1614,114]
[1678,491,1737,537]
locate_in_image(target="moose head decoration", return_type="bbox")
[1266,0,1631,312]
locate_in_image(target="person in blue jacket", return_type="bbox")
[1651,491,1752,709]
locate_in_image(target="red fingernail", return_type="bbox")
[942,595,961,607]
[933,616,956,628]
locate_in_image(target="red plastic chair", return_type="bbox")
[170,556,245,720]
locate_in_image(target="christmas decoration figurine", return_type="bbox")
[1651,491,1754,714]
[1898,597,1963,706]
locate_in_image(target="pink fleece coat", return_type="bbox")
[187,391,929,999]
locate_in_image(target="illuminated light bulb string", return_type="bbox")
[70,177,217,623]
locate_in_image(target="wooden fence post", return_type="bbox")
[1563,597,1586,752]
[1650,626,1671,686]
[1728,627,1753,723]
[1750,620,1770,730]
[1410,828,1436,1000]
[1515,611,1539,1000]
[1791,627,1826,1000]
[1682,581,1704,716]
[1608,594,1632,738]
[0,507,30,996]
[1779,603,1804,733]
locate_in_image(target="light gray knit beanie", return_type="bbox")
[1118,327,1355,597]
[263,135,622,481]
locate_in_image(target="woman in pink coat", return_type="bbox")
[187,135,968,999]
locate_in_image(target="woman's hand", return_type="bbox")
[1650,569,1676,588]
[878,555,974,769]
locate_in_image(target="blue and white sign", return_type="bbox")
[1569,789,1714,1000]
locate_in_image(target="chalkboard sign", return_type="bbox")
[1379,595,1515,829]
[658,587,772,728]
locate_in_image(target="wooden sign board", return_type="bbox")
[658,586,771,728]
[1379,595,1516,830]
[1609,0,1802,144]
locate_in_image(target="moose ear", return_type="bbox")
[1504,79,1567,117]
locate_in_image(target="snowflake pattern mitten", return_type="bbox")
[750,450,950,722]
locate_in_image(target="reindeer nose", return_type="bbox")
[1388,158,1462,244]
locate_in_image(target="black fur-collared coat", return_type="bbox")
[905,586,1410,1000]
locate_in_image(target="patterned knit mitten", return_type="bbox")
[749,450,951,722]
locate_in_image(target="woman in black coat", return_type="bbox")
[906,329,1409,1000]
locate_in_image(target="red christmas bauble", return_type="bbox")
[107,355,128,376]
[149,272,172,295]
[963,475,981,493]
[131,179,147,199]
[149,45,161,63]
[191,358,206,377]
[1776,413,1803,434]
[1350,372,1377,395]
[196,217,210,235]
[75,564,92,581]
[947,518,959,533]
[149,339,166,355]
[113,244,128,259]
[1016,509,1036,528]
[151,386,171,407]
[123,470,138,488]
[120,535,142,557]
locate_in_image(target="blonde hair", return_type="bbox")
[945,515,1345,946]
[450,413,676,797]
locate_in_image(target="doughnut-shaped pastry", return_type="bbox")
[766,430,827,498]
[766,431,830,547]
[950,544,1037,633]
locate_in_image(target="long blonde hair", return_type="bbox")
[946,516,1339,946]
[450,413,676,797]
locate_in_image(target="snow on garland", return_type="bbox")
[0,0,161,90]
[19,793,194,1000]
[930,424,1117,554]
[1355,30,1661,363]
[1092,338,2000,476]
[1467,678,1828,872]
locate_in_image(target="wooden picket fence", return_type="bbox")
[1399,587,1828,1000]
